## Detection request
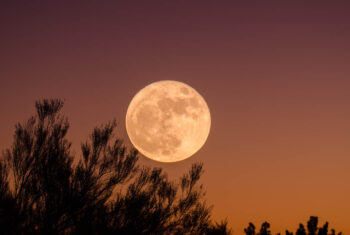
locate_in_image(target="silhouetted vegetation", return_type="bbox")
[244,216,342,235]
[0,99,342,235]
[0,99,231,234]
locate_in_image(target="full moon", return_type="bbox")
[126,80,211,162]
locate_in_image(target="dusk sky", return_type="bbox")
[1,1,349,234]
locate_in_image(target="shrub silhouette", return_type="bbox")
[206,219,232,235]
[244,216,342,235]
[0,99,232,234]
[259,222,272,235]
[244,222,256,235]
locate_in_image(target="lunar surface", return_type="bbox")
[125,80,211,162]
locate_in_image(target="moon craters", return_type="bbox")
[126,80,211,162]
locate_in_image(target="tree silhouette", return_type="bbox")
[258,222,272,235]
[307,216,318,235]
[206,219,232,235]
[0,99,343,235]
[296,224,306,235]
[245,222,256,235]
[1,99,136,233]
[245,217,342,235]
[0,99,232,234]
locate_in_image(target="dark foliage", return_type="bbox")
[0,99,230,234]
[245,223,256,235]
[259,222,271,235]
[245,216,342,235]
[0,99,342,235]
[207,219,232,235]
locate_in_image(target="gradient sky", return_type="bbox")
[1,1,349,234]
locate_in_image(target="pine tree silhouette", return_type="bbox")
[0,99,232,234]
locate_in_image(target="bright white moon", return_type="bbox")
[126,80,211,162]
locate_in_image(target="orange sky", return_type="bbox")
[1,1,349,234]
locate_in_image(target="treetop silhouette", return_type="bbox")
[0,99,229,234]
[244,216,341,235]
[0,99,342,235]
